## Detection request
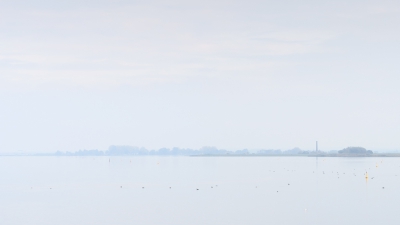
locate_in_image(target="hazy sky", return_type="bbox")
[1,0,400,153]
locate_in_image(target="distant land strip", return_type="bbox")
[3,146,400,157]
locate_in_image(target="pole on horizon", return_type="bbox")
[316,141,318,152]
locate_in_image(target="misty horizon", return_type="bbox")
[1,0,400,153]
[5,145,400,156]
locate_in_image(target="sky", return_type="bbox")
[0,0,400,153]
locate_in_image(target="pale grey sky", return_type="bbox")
[1,0,400,153]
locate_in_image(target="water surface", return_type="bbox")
[0,156,398,225]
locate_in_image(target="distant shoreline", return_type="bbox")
[1,153,400,157]
[190,154,400,157]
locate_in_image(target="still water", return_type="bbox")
[0,156,399,225]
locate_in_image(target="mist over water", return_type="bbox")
[0,156,398,225]
[2,0,399,224]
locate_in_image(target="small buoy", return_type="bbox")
[120,186,122,188]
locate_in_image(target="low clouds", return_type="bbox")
[0,0,347,88]
[2,0,397,88]
[1,0,400,152]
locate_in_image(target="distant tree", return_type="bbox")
[55,151,64,156]
[107,145,148,155]
[235,149,249,155]
[338,147,373,154]
[158,148,170,155]
[284,147,302,154]
[257,149,282,154]
[199,146,220,155]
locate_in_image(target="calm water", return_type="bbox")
[0,156,399,225]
